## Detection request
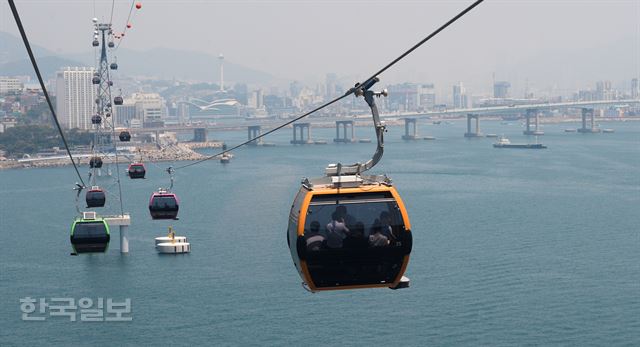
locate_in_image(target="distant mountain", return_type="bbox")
[0,30,276,83]
[0,31,87,78]
[0,31,56,63]
[0,56,90,79]
[64,47,275,84]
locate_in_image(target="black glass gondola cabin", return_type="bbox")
[70,216,110,254]
[119,131,131,142]
[85,187,106,208]
[89,156,103,168]
[287,177,412,292]
[149,192,179,220]
[128,163,146,179]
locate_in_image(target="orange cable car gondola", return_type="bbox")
[287,78,412,292]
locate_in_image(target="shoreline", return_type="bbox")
[1,116,638,171]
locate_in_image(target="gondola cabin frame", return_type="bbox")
[288,175,412,292]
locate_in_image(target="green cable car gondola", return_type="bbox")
[70,213,110,254]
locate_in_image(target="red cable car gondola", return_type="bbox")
[149,190,179,220]
[128,163,146,179]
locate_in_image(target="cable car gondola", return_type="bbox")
[70,213,110,254]
[128,163,146,179]
[119,130,131,142]
[114,96,123,105]
[149,190,179,220]
[91,114,102,125]
[85,186,106,208]
[89,156,103,168]
[287,78,412,292]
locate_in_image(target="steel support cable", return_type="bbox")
[109,0,116,26]
[173,0,484,171]
[173,93,350,170]
[8,0,86,188]
[354,0,484,93]
[114,0,136,50]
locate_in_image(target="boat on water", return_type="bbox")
[564,128,577,133]
[493,136,547,149]
[220,154,232,164]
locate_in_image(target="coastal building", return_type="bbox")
[131,93,167,128]
[0,77,24,95]
[493,81,510,99]
[113,102,136,127]
[387,83,436,112]
[452,82,469,109]
[55,67,96,130]
[596,80,614,100]
[631,78,639,99]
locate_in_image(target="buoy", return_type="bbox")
[155,227,190,254]
[155,236,187,246]
[156,242,190,254]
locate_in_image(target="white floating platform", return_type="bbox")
[156,242,191,254]
[155,236,188,246]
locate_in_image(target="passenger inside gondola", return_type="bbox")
[305,221,325,251]
[325,211,349,249]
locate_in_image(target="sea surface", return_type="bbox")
[1,120,639,346]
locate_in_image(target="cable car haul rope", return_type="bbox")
[9,0,485,288]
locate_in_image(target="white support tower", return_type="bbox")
[104,214,132,253]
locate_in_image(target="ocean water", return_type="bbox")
[1,120,639,346]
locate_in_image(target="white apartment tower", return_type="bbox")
[56,67,96,130]
[453,82,468,109]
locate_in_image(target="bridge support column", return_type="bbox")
[464,114,483,137]
[402,118,420,140]
[193,128,207,142]
[578,108,601,133]
[523,109,544,135]
[248,125,263,146]
[334,120,356,143]
[291,123,312,144]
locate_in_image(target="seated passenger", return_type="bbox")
[306,221,325,251]
[369,221,390,247]
[344,222,368,249]
[326,211,349,249]
[378,211,396,241]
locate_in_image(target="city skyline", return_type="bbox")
[0,1,638,96]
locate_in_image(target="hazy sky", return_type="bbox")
[1,0,639,97]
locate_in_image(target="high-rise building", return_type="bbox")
[452,82,468,109]
[418,84,436,111]
[596,80,613,100]
[493,81,510,99]
[631,78,639,99]
[113,102,136,127]
[0,77,24,94]
[130,93,166,127]
[55,67,96,130]
[387,83,436,112]
[325,73,338,99]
